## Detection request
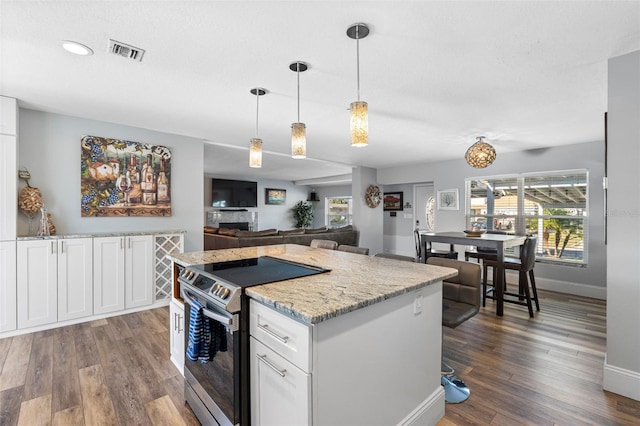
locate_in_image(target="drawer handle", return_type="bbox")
[257,323,289,343]
[256,354,286,377]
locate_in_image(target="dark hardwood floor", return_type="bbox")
[0,290,638,425]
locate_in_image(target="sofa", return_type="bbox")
[203,225,359,250]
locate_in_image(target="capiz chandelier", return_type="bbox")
[465,136,496,168]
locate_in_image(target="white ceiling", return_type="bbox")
[1,1,639,183]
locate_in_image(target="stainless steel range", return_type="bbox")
[177,256,329,426]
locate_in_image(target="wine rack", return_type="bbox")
[154,233,184,301]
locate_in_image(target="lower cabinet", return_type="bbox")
[250,337,310,426]
[94,235,153,315]
[0,240,17,332]
[169,299,185,373]
[17,240,59,328]
[57,238,93,321]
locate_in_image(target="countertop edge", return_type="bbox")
[17,230,186,240]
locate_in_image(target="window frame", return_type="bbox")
[325,196,353,228]
[465,169,589,266]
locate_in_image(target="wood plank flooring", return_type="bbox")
[0,290,638,425]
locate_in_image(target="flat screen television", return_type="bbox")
[212,178,258,208]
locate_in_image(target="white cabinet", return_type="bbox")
[93,236,126,314]
[250,338,311,426]
[17,240,58,328]
[94,235,153,315]
[125,235,153,309]
[250,301,311,426]
[169,299,185,373]
[0,96,17,241]
[0,241,17,332]
[57,238,93,321]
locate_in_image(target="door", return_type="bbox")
[58,238,93,321]
[250,337,310,426]
[94,236,125,314]
[0,240,17,332]
[125,235,153,309]
[17,239,58,328]
[170,299,185,373]
[414,183,436,232]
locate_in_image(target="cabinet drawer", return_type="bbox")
[250,300,311,372]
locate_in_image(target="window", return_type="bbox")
[326,197,352,227]
[466,171,588,265]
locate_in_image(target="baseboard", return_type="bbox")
[396,386,445,426]
[603,355,640,401]
[504,271,606,300]
[0,299,171,339]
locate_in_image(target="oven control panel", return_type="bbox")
[178,267,242,312]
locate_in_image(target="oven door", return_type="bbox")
[181,285,240,426]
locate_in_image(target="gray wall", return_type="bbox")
[18,109,204,252]
[604,50,640,400]
[381,182,417,257]
[378,141,606,295]
[203,174,311,231]
[352,166,384,256]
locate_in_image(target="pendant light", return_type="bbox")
[465,136,497,168]
[290,61,308,159]
[249,88,266,168]
[347,23,370,147]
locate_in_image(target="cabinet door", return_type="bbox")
[169,299,185,374]
[93,236,125,315]
[0,241,17,332]
[0,134,17,240]
[58,238,93,321]
[17,240,57,328]
[125,235,153,309]
[250,338,311,426]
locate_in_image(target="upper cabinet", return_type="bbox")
[0,97,17,136]
[0,96,17,240]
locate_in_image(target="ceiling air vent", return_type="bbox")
[108,39,145,62]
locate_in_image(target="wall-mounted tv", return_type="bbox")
[212,178,258,208]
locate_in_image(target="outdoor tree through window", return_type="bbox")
[326,197,352,227]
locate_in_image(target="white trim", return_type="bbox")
[603,355,640,401]
[504,270,606,300]
[0,299,170,339]
[396,387,445,426]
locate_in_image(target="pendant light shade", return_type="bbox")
[465,136,497,168]
[249,138,262,168]
[347,23,370,147]
[249,88,266,168]
[290,61,308,159]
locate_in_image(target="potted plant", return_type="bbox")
[292,200,313,228]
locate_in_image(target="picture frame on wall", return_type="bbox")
[437,188,459,210]
[265,188,286,205]
[383,192,403,211]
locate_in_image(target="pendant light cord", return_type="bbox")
[255,90,260,138]
[297,63,301,122]
[356,26,361,101]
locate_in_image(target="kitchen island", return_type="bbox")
[169,244,457,426]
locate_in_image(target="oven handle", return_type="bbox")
[181,288,233,328]
[256,354,287,377]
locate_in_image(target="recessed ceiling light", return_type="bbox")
[60,40,94,56]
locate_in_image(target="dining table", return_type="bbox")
[420,231,527,316]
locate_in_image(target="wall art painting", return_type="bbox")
[81,135,172,217]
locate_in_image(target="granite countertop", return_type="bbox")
[168,244,457,325]
[17,229,186,241]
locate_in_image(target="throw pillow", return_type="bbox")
[278,229,305,235]
[304,227,328,234]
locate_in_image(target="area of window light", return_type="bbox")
[550,184,572,187]
[61,40,94,56]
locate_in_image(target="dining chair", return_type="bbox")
[464,230,508,301]
[310,239,338,250]
[337,245,370,255]
[484,236,539,317]
[427,257,482,403]
[415,229,458,262]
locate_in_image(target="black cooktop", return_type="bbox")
[190,256,330,288]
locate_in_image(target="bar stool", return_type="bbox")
[337,245,369,255]
[310,239,338,250]
[484,237,539,317]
